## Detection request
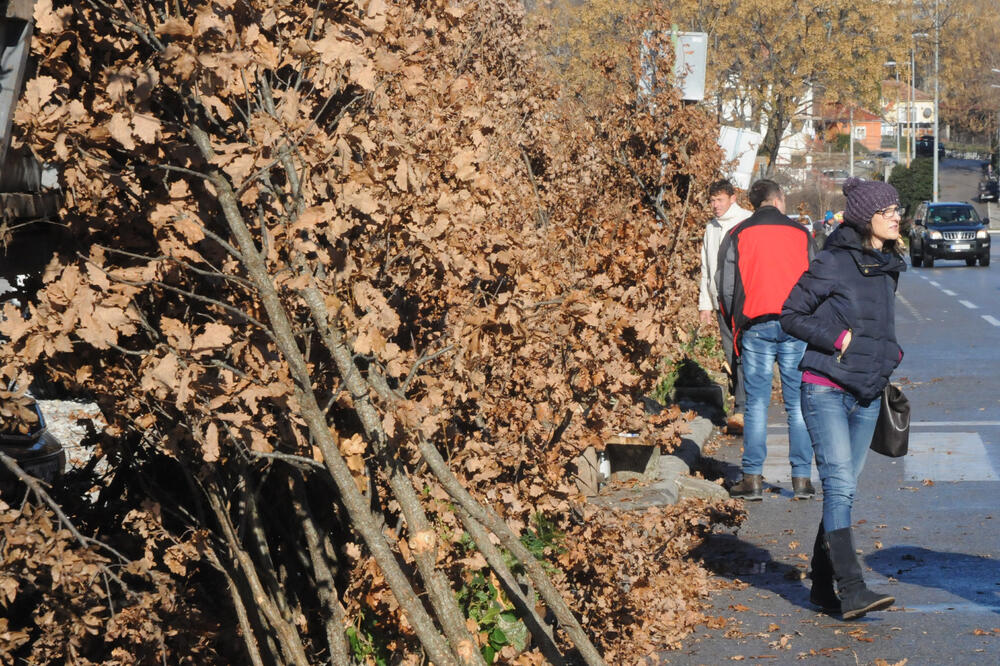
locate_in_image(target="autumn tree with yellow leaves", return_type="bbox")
[0,0,742,663]
[539,0,910,171]
[931,0,1000,139]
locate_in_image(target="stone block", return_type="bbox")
[605,435,660,482]
[675,474,729,501]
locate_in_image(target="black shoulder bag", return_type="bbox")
[870,383,910,457]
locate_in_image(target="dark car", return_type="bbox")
[915,136,945,159]
[908,201,990,267]
[979,178,999,203]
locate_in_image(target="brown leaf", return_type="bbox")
[192,323,234,353]
[203,422,219,462]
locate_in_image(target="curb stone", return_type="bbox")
[590,401,728,510]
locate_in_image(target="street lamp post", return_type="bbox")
[849,106,854,177]
[992,69,1000,171]
[911,33,930,166]
[885,61,901,161]
[910,47,915,165]
[932,0,940,202]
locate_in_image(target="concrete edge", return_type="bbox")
[591,404,728,510]
[656,411,728,502]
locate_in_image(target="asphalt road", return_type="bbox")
[666,160,1000,665]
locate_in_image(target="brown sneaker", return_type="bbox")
[792,477,816,500]
[726,412,744,434]
[729,473,763,500]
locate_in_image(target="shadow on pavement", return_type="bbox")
[688,532,818,613]
[866,545,1000,615]
[694,455,740,483]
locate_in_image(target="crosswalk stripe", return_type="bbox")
[905,432,998,481]
[757,432,999,482]
[769,421,1000,428]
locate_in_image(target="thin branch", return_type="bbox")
[520,148,550,228]
[87,259,274,340]
[0,450,135,596]
[251,450,326,471]
[400,344,454,394]
[615,146,670,225]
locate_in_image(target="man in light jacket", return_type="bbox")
[699,179,751,432]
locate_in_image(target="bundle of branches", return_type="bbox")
[0,0,737,662]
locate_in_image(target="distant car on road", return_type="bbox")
[821,169,851,186]
[915,136,945,159]
[978,178,998,203]
[908,201,990,268]
[872,151,898,164]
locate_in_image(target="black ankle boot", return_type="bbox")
[729,474,763,500]
[824,527,894,620]
[809,522,840,612]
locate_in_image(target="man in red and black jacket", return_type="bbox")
[715,179,816,501]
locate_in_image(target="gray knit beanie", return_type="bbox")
[842,177,899,225]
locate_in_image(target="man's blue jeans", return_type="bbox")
[740,320,812,478]
[800,383,881,531]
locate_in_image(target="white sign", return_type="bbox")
[638,31,708,102]
[718,126,762,189]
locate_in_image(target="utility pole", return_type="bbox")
[909,46,916,166]
[992,69,1000,171]
[932,0,940,202]
[895,63,903,158]
[849,106,854,176]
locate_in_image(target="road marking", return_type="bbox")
[911,420,1000,427]
[757,434,820,484]
[958,300,978,309]
[897,293,925,321]
[769,420,1000,428]
[941,289,957,296]
[757,431,999,482]
[906,433,996,481]
[901,602,1000,614]
[929,280,941,287]
[983,315,1000,326]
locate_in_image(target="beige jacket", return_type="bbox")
[699,202,752,311]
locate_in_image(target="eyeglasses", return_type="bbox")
[875,206,901,217]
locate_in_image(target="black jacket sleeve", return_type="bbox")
[715,229,737,330]
[780,251,846,352]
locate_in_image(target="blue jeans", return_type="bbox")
[800,383,881,531]
[740,320,812,478]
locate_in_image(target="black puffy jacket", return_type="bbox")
[780,224,906,403]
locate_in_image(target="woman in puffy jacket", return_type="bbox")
[780,177,905,621]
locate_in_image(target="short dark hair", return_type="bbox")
[747,179,783,210]
[708,179,735,197]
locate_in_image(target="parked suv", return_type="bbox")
[915,136,945,159]
[908,201,990,267]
